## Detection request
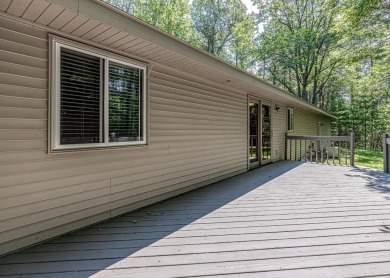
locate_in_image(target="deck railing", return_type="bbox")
[384,134,390,173]
[285,133,355,166]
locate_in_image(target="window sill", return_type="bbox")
[49,143,149,156]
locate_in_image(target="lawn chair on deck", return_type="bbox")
[306,141,330,163]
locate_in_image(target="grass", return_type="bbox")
[323,148,383,170]
[354,148,384,170]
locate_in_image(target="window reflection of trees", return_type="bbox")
[108,63,142,142]
[262,105,271,160]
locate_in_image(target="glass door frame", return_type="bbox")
[248,96,272,169]
[261,100,272,165]
[248,97,260,168]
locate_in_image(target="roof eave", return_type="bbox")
[50,0,335,119]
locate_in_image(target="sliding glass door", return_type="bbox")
[249,98,272,168]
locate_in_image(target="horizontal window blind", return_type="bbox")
[60,48,102,145]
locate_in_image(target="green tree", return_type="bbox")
[104,0,137,13]
[134,0,194,41]
[330,0,390,148]
[105,0,194,42]
[330,56,389,149]
[228,13,258,70]
[341,0,389,26]
[191,0,247,56]
[254,0,345,108]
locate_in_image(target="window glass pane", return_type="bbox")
[287,109,291,130]
[60,48,102,145]
[249,102,258,162]
[262,104,271,160]
[108,62,143,142]
[288,109,293,130]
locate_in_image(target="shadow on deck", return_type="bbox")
[0,161,390,277]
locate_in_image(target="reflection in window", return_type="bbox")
[287,108,293,131]
[109,62,143,142]
[262,104,271,160]
[249,102,258,162]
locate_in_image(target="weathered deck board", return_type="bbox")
[0,161,389,277]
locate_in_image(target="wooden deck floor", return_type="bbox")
[1,161,390,277]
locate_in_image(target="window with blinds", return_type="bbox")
[52,39,146,150]
[60,48,102,145]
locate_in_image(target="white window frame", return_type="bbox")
[51,37,147,151]
[287,108,294,132]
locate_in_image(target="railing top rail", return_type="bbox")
[286,135,351,141]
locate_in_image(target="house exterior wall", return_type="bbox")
[286,108,332,160]
[0,15,332,256]
[0,17,251,256]
[288,108,331,136]
[271,104,287,162]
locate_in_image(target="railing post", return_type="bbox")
[350,133,355,166]
[384,133,389,173]
[295,139,297,161]
[285,132,288,160]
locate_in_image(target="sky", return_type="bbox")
[241,0,258,14]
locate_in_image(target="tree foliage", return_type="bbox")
[229,13,259,70]
[329,0,390,149]
[254,0,344,108]
[190,0,247,56]
[105,0,194,41]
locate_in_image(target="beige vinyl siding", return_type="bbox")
[272,104,287,162]
[289,108,331,136]
[287,108,332,160]
[0,17,248,256]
